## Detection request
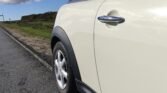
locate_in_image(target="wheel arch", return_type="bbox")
[51,26,81,81]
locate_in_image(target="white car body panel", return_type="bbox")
[55,0,167,93]
[95,0,167,93]
[54,0,103,93]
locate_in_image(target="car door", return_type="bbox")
[95,0,167,93]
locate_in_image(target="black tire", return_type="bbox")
[53,42,78,93]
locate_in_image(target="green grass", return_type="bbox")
[3,21,53,40]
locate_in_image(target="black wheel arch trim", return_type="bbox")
[51,26,96,93]
[51,26,81,81]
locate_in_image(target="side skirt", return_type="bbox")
[76,79,96,93]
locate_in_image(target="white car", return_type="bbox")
[51,0,167,93]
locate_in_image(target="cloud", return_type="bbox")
[0,0,41,4]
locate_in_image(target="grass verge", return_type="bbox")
[2,21,53,40]
[0,21,54,64]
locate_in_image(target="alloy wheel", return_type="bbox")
[54,50,68,89]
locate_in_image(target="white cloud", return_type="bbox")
[0,0,42,4]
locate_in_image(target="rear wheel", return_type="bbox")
[53,42,78,93]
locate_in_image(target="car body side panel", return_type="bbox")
[95,0,167,93]
[54,0,103,92]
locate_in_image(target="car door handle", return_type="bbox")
[98,16,125,25]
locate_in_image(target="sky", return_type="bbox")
[0,0,69,21]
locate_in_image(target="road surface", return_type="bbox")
[0,28,57,93]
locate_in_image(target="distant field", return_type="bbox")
[3,20,54,40]
[3,12,57,40]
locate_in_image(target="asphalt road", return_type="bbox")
[0,28,57,93]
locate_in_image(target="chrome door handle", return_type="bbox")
[98,16,125,25]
